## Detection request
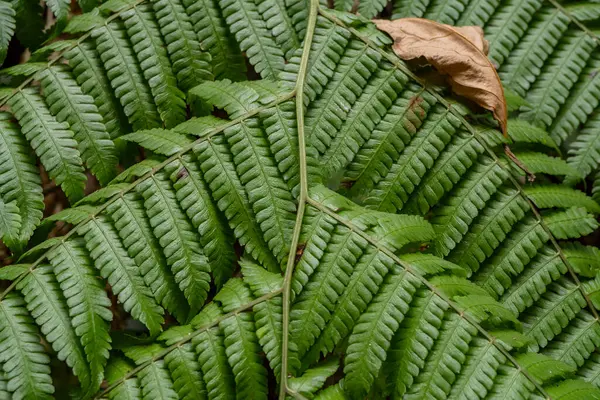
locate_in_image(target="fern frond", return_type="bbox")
[47,239,112,393]
[0,113,43,251]
[288,359,339,397]
[548,50,600,142]
[290,225,367,358]
[64,42,128,140]
[545,207,599,240]
[137,173,211,315]
[522,278,586,350]
[39,65,118,185]
[431,156,509,257]
[184,0,246,81]
[321,65,408,177]
[562,242,600,278]
[513,152,580,178]
[166,156,236,288]
[0,294,53,399]
[192,304,236,400]
[484,0,543,66]
[194,136,279,271]
[17,265,92,393]
[542,311,600,368]
[219,0,285,79]
[9,88,87,202]
[92,22,161,131]
[107,193,190,323]
[500,248,566,315]
[564,111,600,184]
[474,218,548,298]
[498,8,569,96]
[121,128,193,156]
[307,40,381,157]
[224,119,296,265]
[105,358,142,400]
[448,187,529,273]
[524,185,600,213]
[405,132,485,214]
[164,344,206,400]
[216,280,268,400]
[81,216,164,335]
[256,0,300,58]
[360,106,457,212]
[152,0,212,91]
[121,4,187,128]
[306,248,391,362]
[0,0,15,65]
[520,31,596,129]
[405,314,477,399]
[507,119,558,150]
[344,268,419,397]
[391,0,429,19]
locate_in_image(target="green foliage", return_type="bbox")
[0,1,599,400]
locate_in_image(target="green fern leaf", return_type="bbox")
[542,312,600,368]
[386,289,448,398]
[520,31,595,131]
[105,358,142,400]
[17,265,92,392]
[344,268,419,397]
[192,304,236,400]
[405,314,477,399]
[525,185,600,213]
[545,207,599,239]
[219,0,285,79]
[223,119,296,264]
[0,293,54,399]
[217,280,268,400]
[39,65,118,185]
[475,218,549,298]
[92,22,161,131]
[448,188,529,273]
[522,278,586,350]
[391,0,429,19]
[291,226,368,358]
[121,4,187,128]
[193,136,279,271]
[47,239,112,393]
[549,53,600,144]
[9,88,87,202]
[500,248,566,315]
[164,344,207,400]
[64,42,128,140]
[513,152,580,178]
[431,156,509,257]
[499,8,569,96]
[121,129,193,156]
[0,0,15,65]
[184,0,246,81]
[151,0,212,91]
[484,0,543,66]
[0,199,20,251]
[0,112,43,251]
[137,173,211,315]
[166,156,236,288]
[81,216,164,335]
[106,193,190,322]
[288,359,339,397]
[562,242,600,278]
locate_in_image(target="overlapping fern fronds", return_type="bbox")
[1,0,600,399]
[328,0,600,198]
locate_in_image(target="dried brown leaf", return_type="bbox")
[374,18,507,135]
